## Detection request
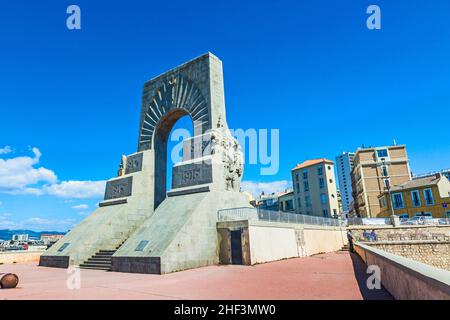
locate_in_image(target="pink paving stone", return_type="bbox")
[0,252,392,300]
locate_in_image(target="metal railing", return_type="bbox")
[217,207,345,227]
[347,217,450,226]
[347,217,391,226]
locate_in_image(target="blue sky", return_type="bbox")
[1,0,449,231]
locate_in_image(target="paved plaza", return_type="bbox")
[0,252,392,300]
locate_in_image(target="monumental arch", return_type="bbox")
[39,53,251,274]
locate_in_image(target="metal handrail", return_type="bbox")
[217,207,345,227]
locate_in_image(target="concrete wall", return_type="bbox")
[354,242,450,300]
[302,228,347,256]
[218,220,347,265]
[0,251,43,265]
[248,226,299,264]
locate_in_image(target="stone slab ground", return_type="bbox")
[0,252,392,300]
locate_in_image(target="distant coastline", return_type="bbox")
[0,229,67,241]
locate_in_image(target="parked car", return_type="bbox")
[402,216,434,225]
[438,218,450,225]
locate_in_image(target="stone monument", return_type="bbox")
[39,52,251,274]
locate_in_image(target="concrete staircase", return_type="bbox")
[80,242,125,271]
[339,244,350,252]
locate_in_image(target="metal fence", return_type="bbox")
[347,217,391,226]
[217,207,345,227]
[347,217,450,226]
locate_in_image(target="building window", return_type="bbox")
[305,196,311,208]
[320,194,327,205]
[318,166,323,176]
[327,165,331,170]
[302,169,308,180]
[377,149,388,158]
[319,178,325,189]
[411,190,421,207]
[322,209,328,217]
[297,197,302,208]
[303,181,309,192]
[381,165,389,177]
[392,193,404,209]
[379,196,387,208]
[295,183,300,193]
[423,188,434,205]
[295,172,299,181]
[384,179,390,189]
[286,200,293,211]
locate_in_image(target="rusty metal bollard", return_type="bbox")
[0,273,19,289]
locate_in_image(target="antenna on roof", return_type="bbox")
[393,138,397,146]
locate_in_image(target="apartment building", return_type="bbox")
[378,173,450,218]
[291,159,339,218]
[335,152,355,215]
[351,145,411,218]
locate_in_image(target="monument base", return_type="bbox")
[111,189,250,274]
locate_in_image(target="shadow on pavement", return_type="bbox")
[349,252,394,300]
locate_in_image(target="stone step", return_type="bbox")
[94,253,114,257]
[80,246,123,272]
[98,250,116,254]
[80,261,111,266]
[88,256,112,262]
[79,264,111,271]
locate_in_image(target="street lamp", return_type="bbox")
[382,158,398,226]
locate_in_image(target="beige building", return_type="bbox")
[291,159,339,218]
[278,191,295,212]
[378,173,450,219]
[351,145,411,218]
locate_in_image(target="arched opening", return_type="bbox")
[153,109,193,209]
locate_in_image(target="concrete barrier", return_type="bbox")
[217,220,347,265]
[354,242,450,300]
[0,251,44,265]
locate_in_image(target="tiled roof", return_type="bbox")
[390,175,441,192]
[291,158,333,171]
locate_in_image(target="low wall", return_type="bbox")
[217,220,347,265]
[0,251,44,265]
[302,228,347,257]
[354,242,450,300]
[368,241,450,271]
[248,225,299,264]
[349,225,450,242]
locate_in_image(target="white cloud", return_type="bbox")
[0,146,13,155]
[45,181,106,199]
[241,180,292,198]
[0,147,105,199]
[71,204,89,210]
[0,147,57,194]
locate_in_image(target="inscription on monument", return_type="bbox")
[172,162,212,189]
[104,176,133,200]
[182,133,212,161]
[125,153,143,174]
